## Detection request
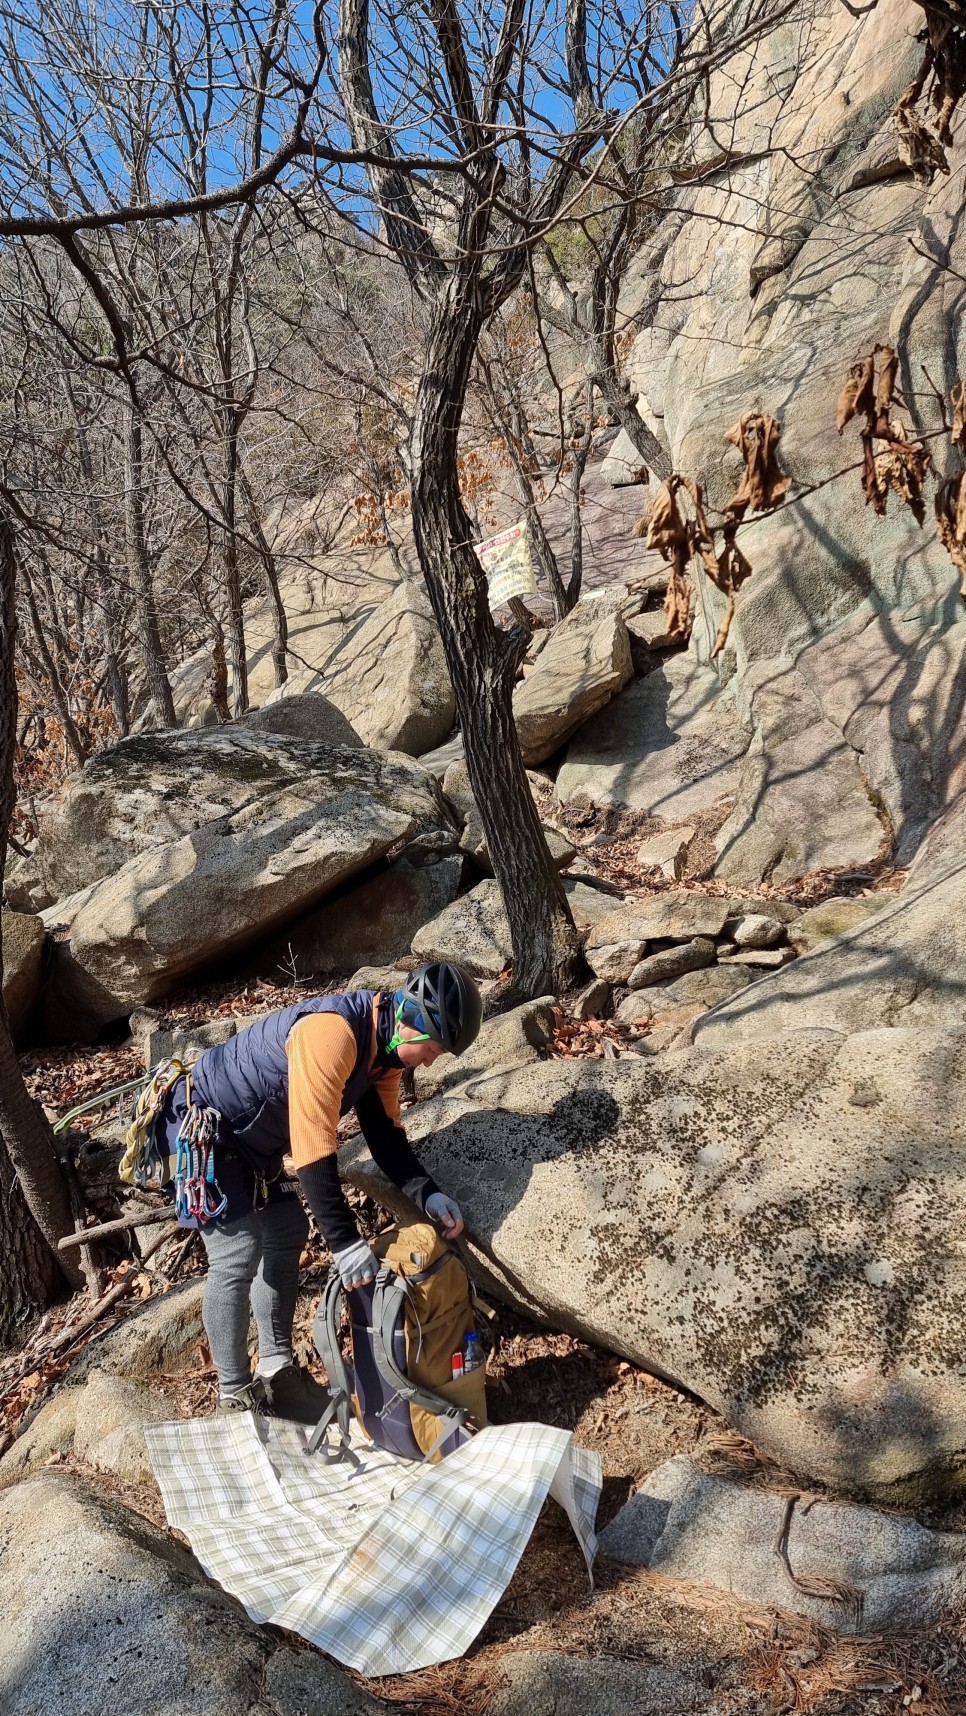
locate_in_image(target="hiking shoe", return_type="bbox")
[216,1377,271,1416]
[258,1362,329,1425]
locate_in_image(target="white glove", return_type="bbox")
[333,1238,378,1290]
[425,1192,464,1238]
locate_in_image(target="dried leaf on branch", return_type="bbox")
[876,346,898,416]
[837,354,876,433]
[952,381,966,451]
[646,477,690,568]
[936,472,966,596]
[893,11,966,184]
[874,428,930,525]
[664,567,692,641]
[837,345,930,524]
[894,86,950,183]
[723,413,790,512]
[646,475,715,643]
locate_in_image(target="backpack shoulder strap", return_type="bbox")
[308,1268,359,1464]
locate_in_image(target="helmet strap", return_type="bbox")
[385,1000,431,1056]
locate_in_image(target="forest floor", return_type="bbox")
[4,1232,966,1716]
[1,777,954,1715]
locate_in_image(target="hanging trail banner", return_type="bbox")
[476,520,536,610]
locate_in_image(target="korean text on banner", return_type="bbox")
[476,521,536,611]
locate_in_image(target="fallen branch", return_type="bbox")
[47,1222,181,1353]
[57,1204,172,1251]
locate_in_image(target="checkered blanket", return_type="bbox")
[145,1415,601,1676]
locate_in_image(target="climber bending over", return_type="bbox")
[155,963,482,1422]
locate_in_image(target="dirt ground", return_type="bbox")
[3,792,954,1715]
[7,1236,966,1716]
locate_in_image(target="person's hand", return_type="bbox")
[425,1191,464,1238]
[333,1238,379,1290]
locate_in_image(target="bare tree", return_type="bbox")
[325,0,794,994]
[0,518,83,1339]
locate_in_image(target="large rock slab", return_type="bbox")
[513,610,633,766]
[168,550,404,725]
[0,1471,384,1716]
[714,661,886,884]
[601,1455,966,1633]
[411,878,512,978]
[36,727,445,903]
[587,890,731,947]
[696,796,966,1048]
[345,1027,966,1501]
[613,0,966,875]
[309,580,455,756]
[489,1650,721,1716]
[556,655,746,816]
[241,692,363,747]
[600,427,651,488]
[39,735,450,1026]
[235,856,463,983]
[72,1370,172,1485]
[2,909,45,1040]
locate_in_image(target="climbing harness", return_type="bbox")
[118,1058,227,1224]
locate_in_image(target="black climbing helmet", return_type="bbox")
[394,962,483,1057]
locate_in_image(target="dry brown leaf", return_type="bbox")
[709,591,736,660]
[936,471,966,596]
[664,567,692,641]
[875,344,898,415]
[894,86,950,183]
[646,478,689,567]
[952,380,966,451]
[839,349,928,525]
[724,413,790,511]
[876,428,930,524]
[837,354,876,433]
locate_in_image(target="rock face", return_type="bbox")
[345,1028,966,1501]
[489,1650,721,1716]
[695,797,966,1048]
[612,0,966,880]
[0,1472,384,1716]
[37,732,450,1027]
[513,609,633,765]
[309,580,456,756]
[241,692,363,747]
[2,910,45,1040]
[411,877,512,977]
[600,1455,966,1633]
[235,856,463,983]
[556,655,746,817]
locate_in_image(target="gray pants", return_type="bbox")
[199,1186,309,1394]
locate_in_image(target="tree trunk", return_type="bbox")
[21,574,88,764]
[221,412,249,717]
[409,287,582,997]
[241,469,288,688]
[96,554,131,736]
[566,380,595,608]
[0,1137,61,1346]
[123,402,177,728]
[0,518,83,1307]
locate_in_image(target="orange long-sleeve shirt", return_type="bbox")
[284,1007,402,1169]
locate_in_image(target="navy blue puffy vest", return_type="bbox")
[191,991,395,1171]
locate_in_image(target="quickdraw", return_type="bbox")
[173,1083,227,1224]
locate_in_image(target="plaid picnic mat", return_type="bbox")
[145,1415,601,1676]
